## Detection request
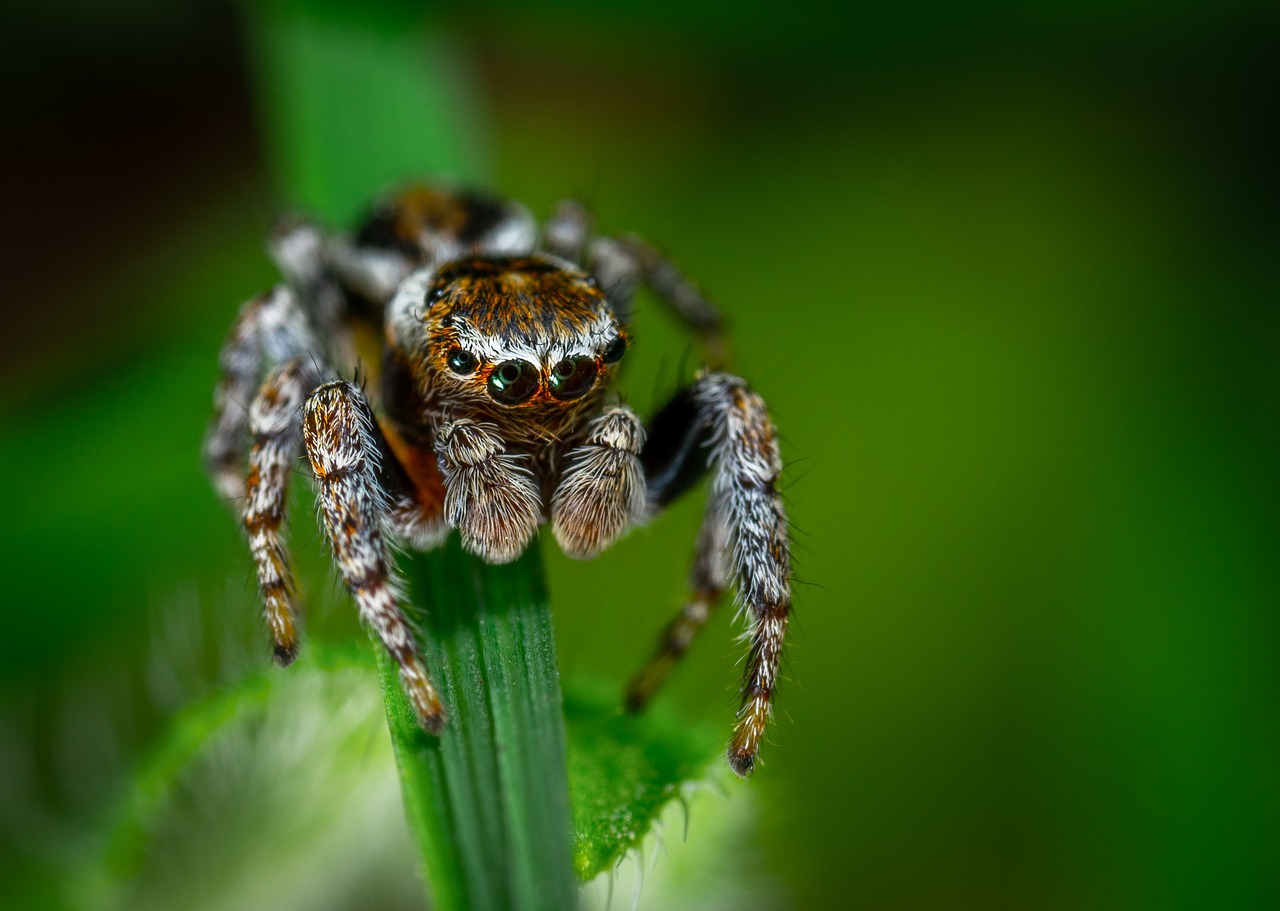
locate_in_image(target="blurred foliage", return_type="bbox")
[2,1,1279,909]
[246,0,489,221]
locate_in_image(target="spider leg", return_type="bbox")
[435,419,541,564]
[627,373,791,777]
[203,285,317,502]
[619,235,725,356]
[625,384,727,707]
[244,357,323,665]
[598,233,727,367]
[269,216,354,362]
[268,217,341,330]
[329,234,414,306]
[543,199,594,265]
[543,199,726,365]
[303,381,447,733]
[624,502,729,711]
[551,405,647,559]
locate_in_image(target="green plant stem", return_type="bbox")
[379,539,575,910]
[243,3,574,907]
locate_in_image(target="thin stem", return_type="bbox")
[380,539,574,911]
[242,3,574,907]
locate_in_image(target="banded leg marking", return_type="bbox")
[204,285,317,501]
[304,381,446,733]
[244,357,319,665]
[700,375,791,777]
[631,372,791,777]
[205,295,266,501]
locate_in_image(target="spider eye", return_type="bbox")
[446,348,479,375]
[601,336,626,365]
[548,357,599,400]
[487,360,539,404]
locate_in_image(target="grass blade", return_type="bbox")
[380,540,574,910]
[243,4,574,907]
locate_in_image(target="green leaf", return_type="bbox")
[564,682,722,881]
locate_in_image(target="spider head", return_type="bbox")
[390,255,628,413]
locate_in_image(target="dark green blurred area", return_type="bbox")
[2,2,1278,909]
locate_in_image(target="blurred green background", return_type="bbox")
[1,1,1277,909]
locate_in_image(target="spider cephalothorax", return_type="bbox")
[205,184,793,776]
[395,255,624,448]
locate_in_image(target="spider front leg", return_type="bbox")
[626,374,791,777]
[551,405,647,559]
[434,419,541,564]
[303,381,447,732]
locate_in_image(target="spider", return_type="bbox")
[203,184,792,776]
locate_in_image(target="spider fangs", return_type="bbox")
[204,185,793,776]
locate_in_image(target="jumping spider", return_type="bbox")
[204,185,792,776]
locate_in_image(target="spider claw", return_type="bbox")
[622,683,651,715]
[272,640,300,667]
[726,746,756,779]
[417,707,449,736]
[401,664,448,734]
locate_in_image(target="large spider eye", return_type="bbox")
[548,357,599,400]
[601,336,626,365]
[446,347,479,375]
[487,360,539,404]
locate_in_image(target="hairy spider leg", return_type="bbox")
[626,373,791,778]
[614,234,726,367]
[268,217,343,334]
[623,503,729,711]
[542,198,594,266]
[204,297,262,501]
[204,286,316,501]
[544,199,727,366]
[268,214,366,371]
[204,285,325,662]
[244,357,324,664]
[625,383,726,706]
[303,381,447,732]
